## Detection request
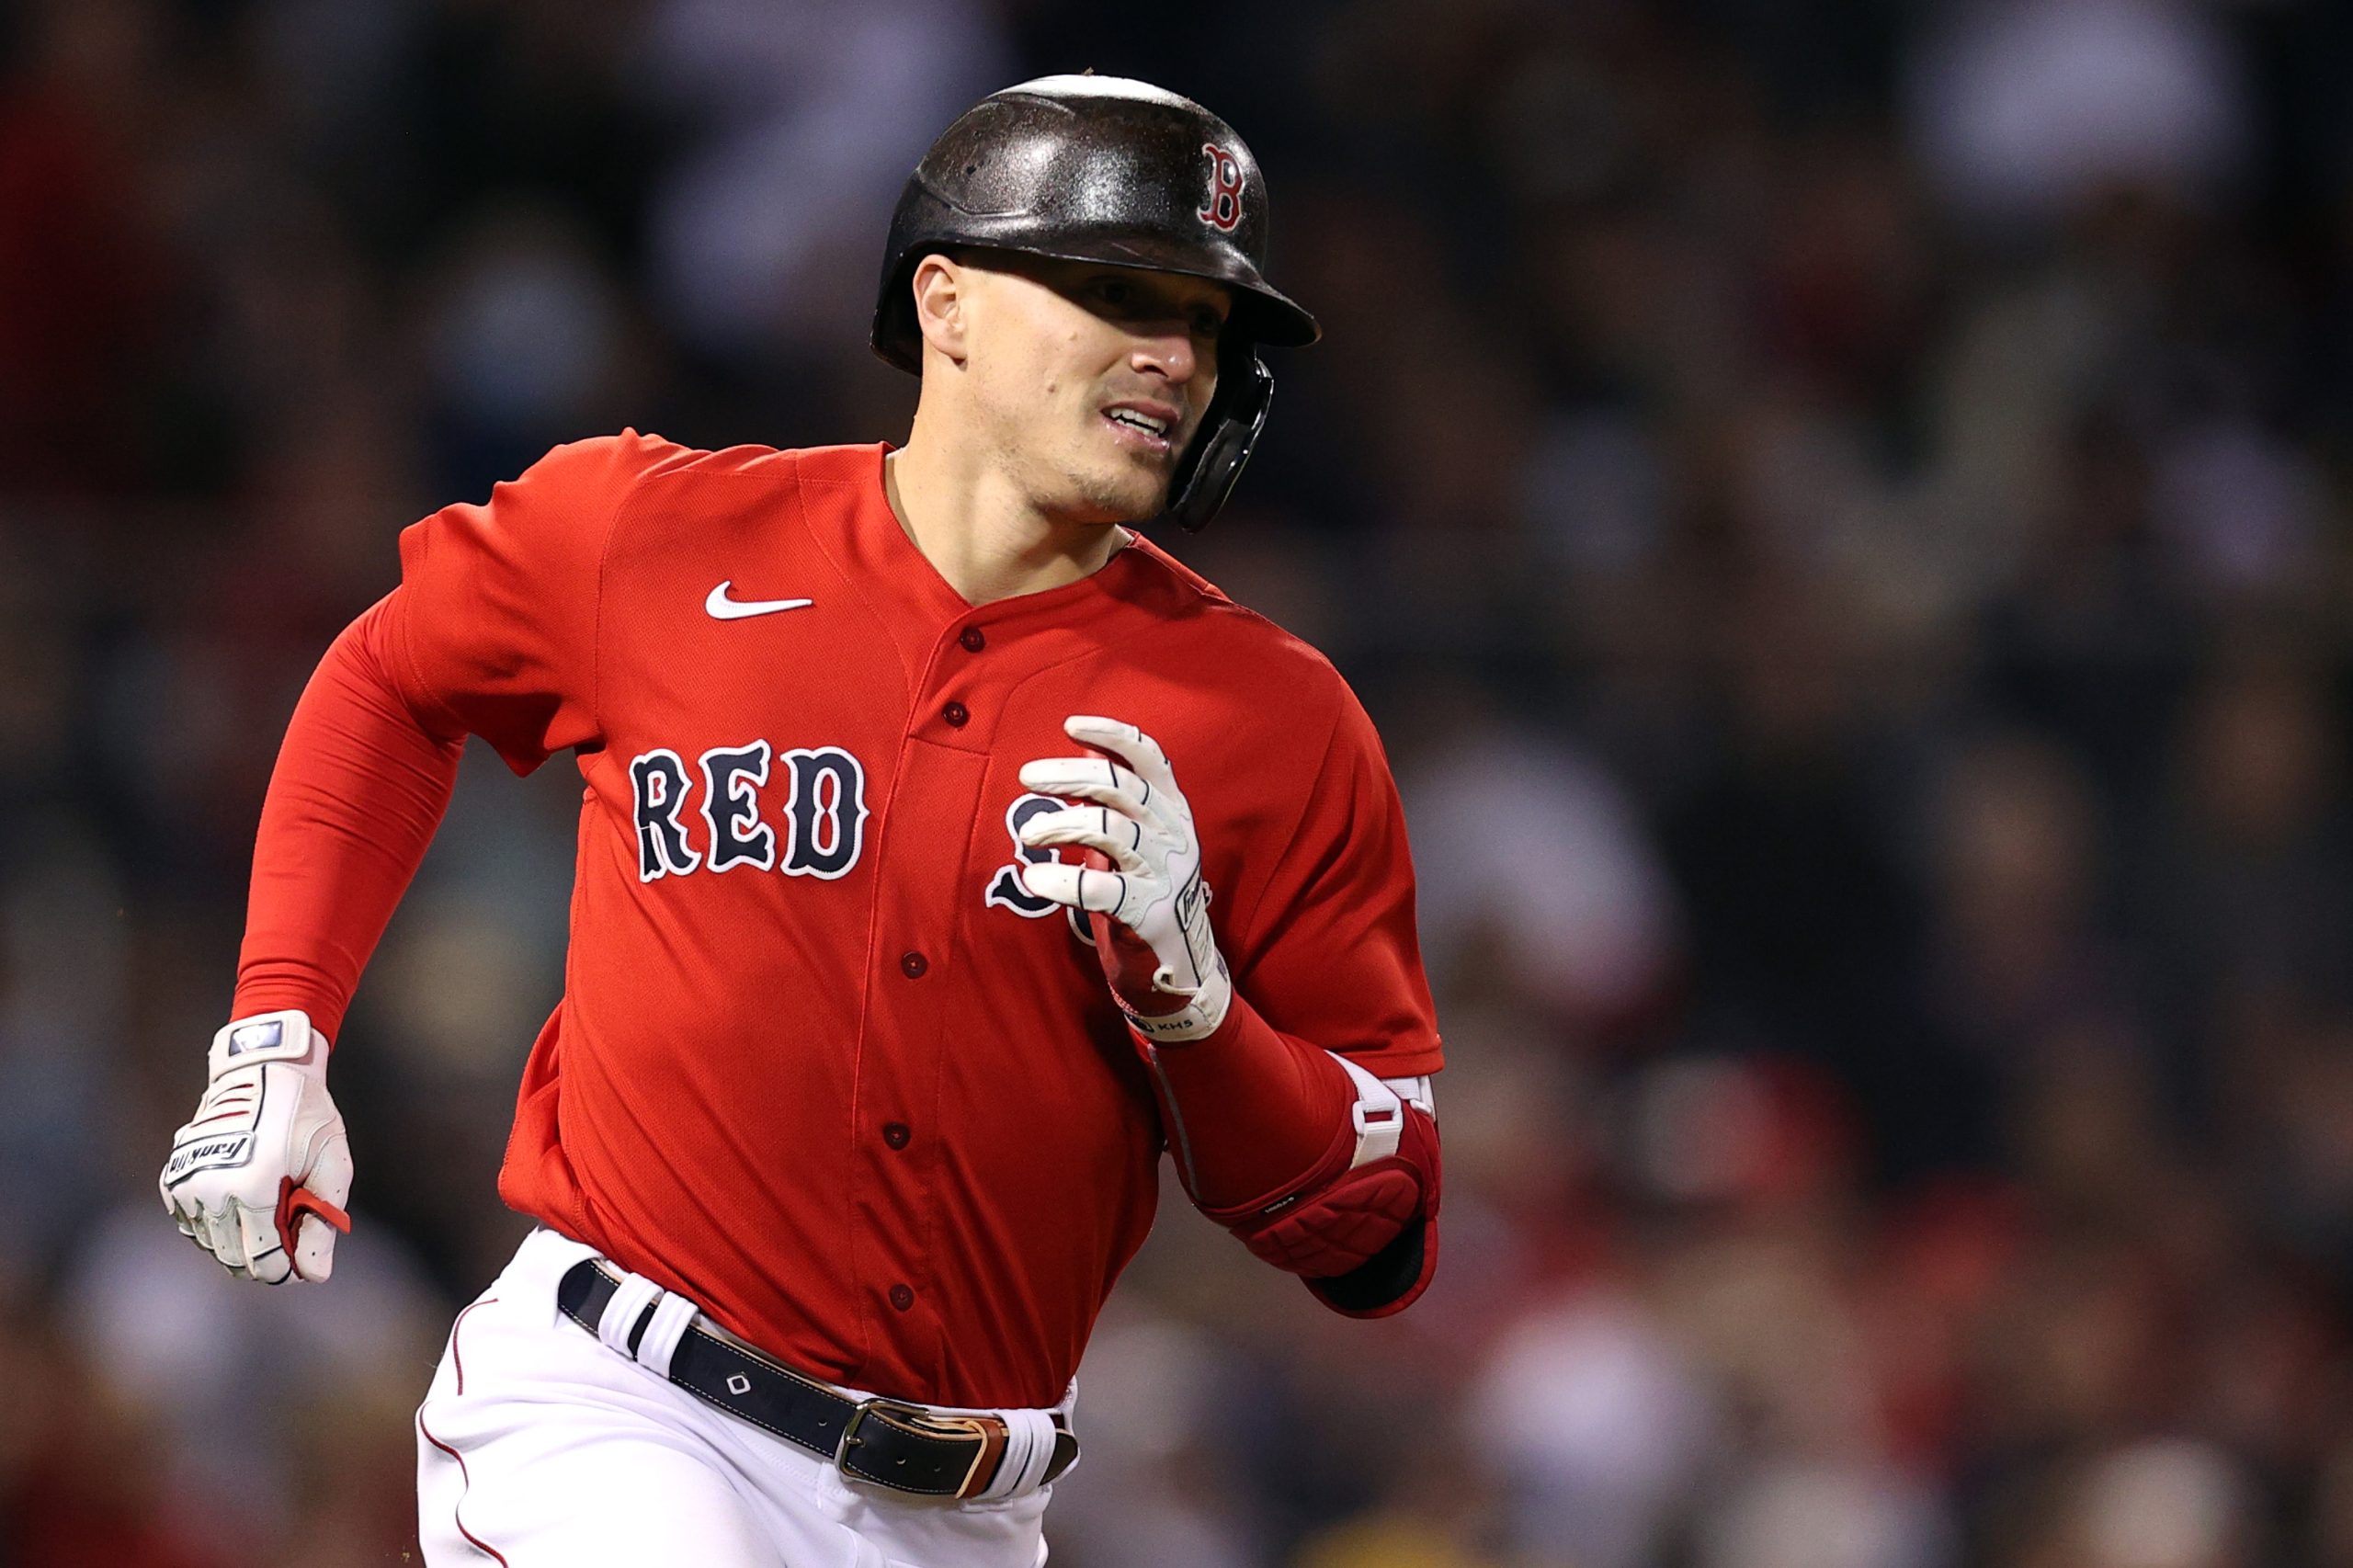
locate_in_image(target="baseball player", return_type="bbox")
[159,75,1442,1567]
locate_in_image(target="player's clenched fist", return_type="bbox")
[160,1009,353,1283]
[1017,716,1233,1042]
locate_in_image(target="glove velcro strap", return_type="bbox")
[209,1009,325,1079]
[1115,953,1233,1044]
[1116,990,1227,1042]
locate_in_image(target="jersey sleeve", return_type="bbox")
[230,597,465,1040]
[1224,674,1444,1079]
[380,431,676,775]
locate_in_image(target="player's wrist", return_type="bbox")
[208,1007,331,1081]
[1116,959,1232,1042]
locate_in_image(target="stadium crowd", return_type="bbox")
[6,0,2353,1563]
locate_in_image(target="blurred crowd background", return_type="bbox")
[6,0,2353,1563]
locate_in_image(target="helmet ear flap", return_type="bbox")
[1163,353,1273,533]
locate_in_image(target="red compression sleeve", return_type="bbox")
[1141,992,1360,1212]
[230,593,463,1040]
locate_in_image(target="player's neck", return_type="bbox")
[884,437,1127,608]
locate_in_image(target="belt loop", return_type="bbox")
[635,1290,699,1381]
[972,1407,1058,1502]
[597,1272,664,1361]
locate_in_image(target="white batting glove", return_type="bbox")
[160,1009,353,1284]
[1017,716,1233,1041]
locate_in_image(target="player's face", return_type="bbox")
[961,255,1230,524]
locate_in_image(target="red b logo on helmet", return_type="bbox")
[1198,142,1245,233]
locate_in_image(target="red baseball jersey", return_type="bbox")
[246,430,1441,1409]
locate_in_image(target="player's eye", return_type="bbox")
[1191,307,1225,338]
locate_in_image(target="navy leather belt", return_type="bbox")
[555,1257,1077,1499]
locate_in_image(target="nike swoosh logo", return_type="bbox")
[706,582,814,619]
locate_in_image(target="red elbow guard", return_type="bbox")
[1211,1099,1441,1318]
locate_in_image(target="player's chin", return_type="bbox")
[1075,459,1171,525]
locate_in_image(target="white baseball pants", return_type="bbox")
[415,1227,1054,1567]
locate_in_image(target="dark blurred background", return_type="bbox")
[7,0,2353,1562]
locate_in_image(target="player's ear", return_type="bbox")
[910,252,970,366]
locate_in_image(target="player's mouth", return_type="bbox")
[1101,400,1179,457]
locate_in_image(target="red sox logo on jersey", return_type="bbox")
[1198,142,1245,233]
[987,793,1095,944]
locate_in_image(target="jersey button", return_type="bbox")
[899,950,928,979]
[882,1121,911,1150]
[942,700,970,727]
[889,1284,915,1312]
[959,626,986,653]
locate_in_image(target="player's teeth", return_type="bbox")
[1108,411,1166,435]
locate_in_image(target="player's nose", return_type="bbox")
[1128,326,1199,389]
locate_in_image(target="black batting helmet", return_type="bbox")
[872,74,1319,530]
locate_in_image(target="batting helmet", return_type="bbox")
[871,74,1320,531]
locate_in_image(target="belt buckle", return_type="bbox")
[835,1396,920,1467]
[835,1397,1005,1499]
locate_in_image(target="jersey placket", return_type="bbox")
[845,615,1001,1387]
